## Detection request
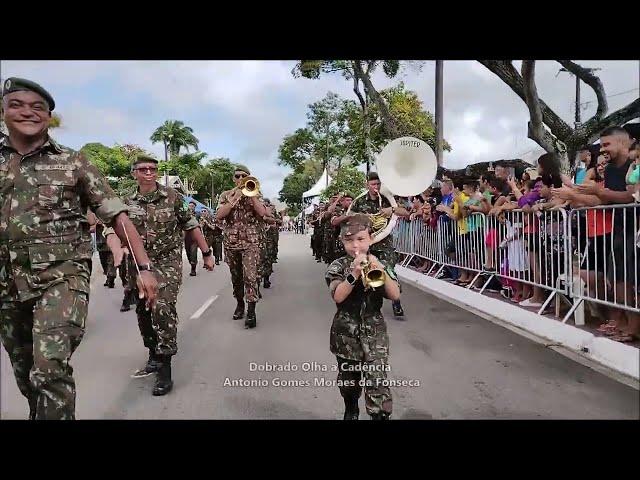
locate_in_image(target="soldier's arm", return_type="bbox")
[215,192,233,220]
[331,213,349,227]
[75,153,156,293]
[250,195,267,218]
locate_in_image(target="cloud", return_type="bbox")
[2,59,637,199]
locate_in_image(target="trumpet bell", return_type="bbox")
[365,268,386,288]
[241,176,260,197]
[375,137,437,197]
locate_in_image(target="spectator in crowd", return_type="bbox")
[456,180,484,284]
[435,179,458,281]
[627,140,640,201]
[574,146,594,185]
[572,126,638,342]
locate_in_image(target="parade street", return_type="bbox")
[1,233,638,420]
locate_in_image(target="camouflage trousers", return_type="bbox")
[136,262,181,356]
[203,231,223,262]
[226,246,260,303]
[0,279,88,420]
[185,237,198,267]
[98,249,127,284]
[336,356,392,416]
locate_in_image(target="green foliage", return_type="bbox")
[111,177,138,198]
[319,167,365,201]
[278,172,316,210]
[191,157,236,206]
[150,120,199,158]
[81,143,133,178]
[277,128,317,171]
[158,151,207,179]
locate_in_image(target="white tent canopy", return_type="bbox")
[302,169,332,199]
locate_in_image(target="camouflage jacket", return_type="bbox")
[124,183,199,264]
[331,205,347,253]
[265,207,281,239]
[217,190,264,250]
[349,193,393,253]
[0,136,128,302]
[325,255,397,362]
[199,211,220,235]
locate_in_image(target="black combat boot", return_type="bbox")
[370,411,390,420]
[343,397,360,420]
[263,276,271,289]
[28,394,37,421]
[244,302,257,329]
[215,258,220,265]
[132,349,161,378]
[120,291,131,312]
[190,264,197,277]
[105,276,115,288]
[392,300,405,318]
[152,355,174,396]
[233,299,245,320]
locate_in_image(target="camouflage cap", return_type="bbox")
[340,213,372,237]
[132,154,159,167]
[234,164,251,175]
[2,77,55,111]
[367,171,380,181]
[341,191,355,199]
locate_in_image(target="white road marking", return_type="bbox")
[190,295,219,320]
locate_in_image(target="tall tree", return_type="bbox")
[478,60,640,172]
[278,172,316,212]
[191,157,236,206]
[150,120,200,160]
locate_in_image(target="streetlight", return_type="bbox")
[209,170,215,209]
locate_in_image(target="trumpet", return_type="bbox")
[239,176,260,197]
[360,259,386,289]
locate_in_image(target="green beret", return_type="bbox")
[340,213,372,238]
[2,77,55,111]
[132,154,159,167]
[234,164,251,175]
[367,171,380,181]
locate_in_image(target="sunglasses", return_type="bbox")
[234,173,248,179]
[135,167,158,173]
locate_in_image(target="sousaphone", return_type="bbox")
[347,136,438,244]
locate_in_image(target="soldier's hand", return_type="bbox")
[203,255,215,271]
[380,207,393,218]
[367,254,383,270]
[137,270,159,310]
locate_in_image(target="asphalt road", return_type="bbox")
[1,233,638,419]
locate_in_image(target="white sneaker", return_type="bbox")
[519,298,543,308]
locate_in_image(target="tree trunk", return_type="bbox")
[352,61,400,139]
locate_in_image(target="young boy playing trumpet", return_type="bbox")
[325,214,401,420]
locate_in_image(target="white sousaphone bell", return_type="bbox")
[347,136,438,244]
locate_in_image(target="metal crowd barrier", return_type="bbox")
[392,204,639,321]
[564,203,639,321]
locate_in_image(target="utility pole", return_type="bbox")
[435,60,444,166]
[558,66,601,129]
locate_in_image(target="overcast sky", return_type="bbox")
[1,60,638,199]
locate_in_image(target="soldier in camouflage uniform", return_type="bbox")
[322,195,339,264]
[93,215,127,288]
[185,201,201,276]
[0,78,158,419]
[106,155,214,395]
[311,203,325,262]
[348,172,410,318]
[330,192,354,260]
[200,208,222,265]
[262,200,282,288]
[216,164,268,329]
[325,214,401,420]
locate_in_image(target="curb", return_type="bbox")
[397,266,640,382]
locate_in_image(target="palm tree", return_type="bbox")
[150,120,199,161]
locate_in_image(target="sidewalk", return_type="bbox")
[396,265,640,384]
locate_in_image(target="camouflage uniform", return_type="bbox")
[312,213,324,261]
[331,205,347,259]
[349,194,398,279]
[218,191,263,303]
[325,255,396,416]
[96,222,127,286]
[263,207,281,277]
[123,183,200,357]
[322,213,334,263]
[200,210,223,263]
[185,209,200,270]
[0,136,128,420]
